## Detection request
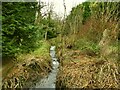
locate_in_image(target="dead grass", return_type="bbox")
[56,50,120,89]
[3,56,52,88]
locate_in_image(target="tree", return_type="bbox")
[2,2,38,57]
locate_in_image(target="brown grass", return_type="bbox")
[56,50,120,89]
[2,55,52,88]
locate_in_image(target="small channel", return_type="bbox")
[31,46,59,89]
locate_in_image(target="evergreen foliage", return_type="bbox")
[2,2,59,57]
[2,2,38,57]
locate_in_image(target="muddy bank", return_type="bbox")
[56,49,120,89]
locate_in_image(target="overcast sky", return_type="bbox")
[39,0,86,18]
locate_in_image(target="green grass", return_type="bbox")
[16,40,51,62]
[74,38,100,54]
[33,40,50,57]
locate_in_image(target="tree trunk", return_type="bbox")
[45,31,47,40]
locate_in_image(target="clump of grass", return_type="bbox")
[16,40,51,62]
[33,40,50,57]
[74,38,100,56]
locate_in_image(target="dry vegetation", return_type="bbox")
[55,2,119,88]
[56,49,120,89]
[55,27,119,89]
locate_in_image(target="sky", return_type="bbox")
[39,0,86,18]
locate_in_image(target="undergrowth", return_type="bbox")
[56,51,120,89]
[74,38,100,55]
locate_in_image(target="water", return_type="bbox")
[31,46,59,89]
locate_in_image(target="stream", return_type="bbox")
[31,46,59,89]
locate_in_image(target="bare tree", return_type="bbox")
[45,3,53,40]
[35,0,42,24]
[63,0,67,19]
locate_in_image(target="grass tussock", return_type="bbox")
[56,50,120,89]
[2,40,52,88]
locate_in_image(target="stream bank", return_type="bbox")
[31,46,59,89]
[2,41,52,89]
[2,55,52,89]
[56,49,120,89]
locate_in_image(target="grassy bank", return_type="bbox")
[52,33,119,89]
[2,40,52,88]
[56,49,120,89]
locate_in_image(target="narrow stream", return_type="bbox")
[32,46,59,89]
